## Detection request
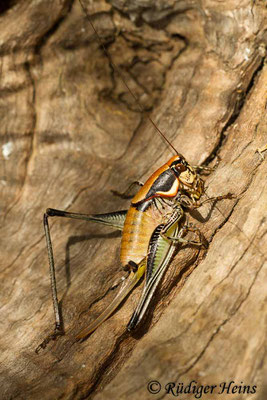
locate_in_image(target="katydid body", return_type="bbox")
[36,3,234,353]
[36,153,232,352]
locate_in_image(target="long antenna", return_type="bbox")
[78,0,178,155]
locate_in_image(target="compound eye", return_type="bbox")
[175,163,187,173]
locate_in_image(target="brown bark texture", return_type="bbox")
[0,0,266,399]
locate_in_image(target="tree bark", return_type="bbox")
[0,0,266,399]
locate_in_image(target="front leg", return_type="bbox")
[164,223,208,248]
[178,192,235,211]
[160,207,207,248]
[190,192,235,209]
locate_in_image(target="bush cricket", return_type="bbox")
[36,0,233,353]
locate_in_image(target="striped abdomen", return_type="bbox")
[120,155,190,266]
[120,204,159,266]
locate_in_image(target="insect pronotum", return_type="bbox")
[36,0,234,353]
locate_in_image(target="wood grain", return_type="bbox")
[0,0,266,399]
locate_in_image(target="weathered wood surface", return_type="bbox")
[0,0,266,399]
